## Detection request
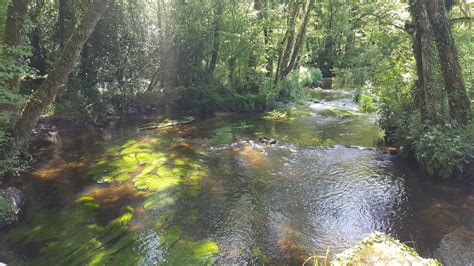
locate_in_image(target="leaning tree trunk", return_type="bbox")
[2,0,29,91]
[275,2,299,83]
[428,0,471,126]
[14,0,108,147]
[275,0,315,82]
[282,0,315,77]
[57,0,76,48]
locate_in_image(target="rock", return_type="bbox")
[0,248,23,265]
[259,137,277,145]
[5,187,26,208]
[0,187,26,227]
[436,228,474,266]
[332,232,439,266]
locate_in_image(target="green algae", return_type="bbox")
[87,156,138,183]
[263,106,312,122]
[325,108,355,118]
[86,134,218,263]
[78,196,100,210]
[1,201,140,266]
[252,247,270,264]
[2,124,218,265]
[163,239,219,265]
[138,117,195,131]
[134,172,181,191]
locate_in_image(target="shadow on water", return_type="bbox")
[1,89,473,265]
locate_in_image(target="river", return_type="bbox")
[1,89,473,265]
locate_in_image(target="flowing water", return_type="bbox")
[1,89,473,265]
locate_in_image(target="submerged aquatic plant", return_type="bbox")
[85,134,219,264]
[263,106,313,122]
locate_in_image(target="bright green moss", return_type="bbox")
[134,172,181,191]
[77,196,100,210]
[0,202,139,266]
[326,108,354,117]
[164,239,219,265]
[252,247,270,264]
[263,106,312,121]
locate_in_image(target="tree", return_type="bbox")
[3,0,27,48]
[275,0,317,82]
[208,0,223,74]
[2,0,28,91]
[411,0,471,126]
[14,0,108,147]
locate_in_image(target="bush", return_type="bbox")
[277,67,323,101]
[415,124,473,178]
[0,131,27,178]
[53,88,89,116]
[333,67,370,89]
[378,85,421,156]
[359,95,376,113]
[277,71,302,101]
[379,85,473,178]
[299,67,323,88]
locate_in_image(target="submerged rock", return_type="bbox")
[259,136,277,145]
[436,228,474,266]
[332,232,439,266]
[0,187,26,227]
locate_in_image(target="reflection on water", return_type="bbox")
[1,89,473,265]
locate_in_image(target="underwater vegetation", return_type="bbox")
[263,106,313,122]
[1,132,219,265]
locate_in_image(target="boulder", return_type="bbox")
[0,187,26,227]
[332,232,439,266]
[436,228,474,266]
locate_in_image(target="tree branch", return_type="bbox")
[450,17,472,23]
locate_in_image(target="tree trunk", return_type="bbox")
[264,28,273,77]
[283,0,315,77]
[14,0,108,147]
[412,0,471,125]
[58,0,76,47]
[3,0,28,46]
[428,0,471,126]
[2,0,28,91]
[208,0,223,74]
[413,1,441,123]
[257,0,274,77]
[29,27,48,76]
[275,0,314,82]
[275,1,299,82]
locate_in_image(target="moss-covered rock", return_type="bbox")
[332,232,440,266]
[0,187,25,227]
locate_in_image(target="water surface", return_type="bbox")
[1,89,473,265]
